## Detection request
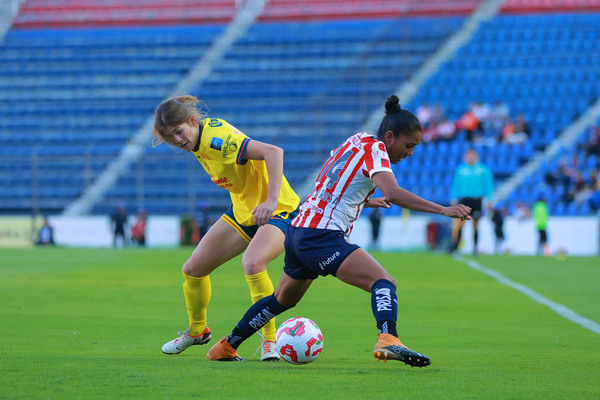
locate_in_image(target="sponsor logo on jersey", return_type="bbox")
[222,134,238,159]
[305,203,324,215]
[210,137,223,151]
[211,176,233,189]
[208,118,222,127]
[373,147,387,158]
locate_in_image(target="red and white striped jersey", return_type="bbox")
[292,132,393,234]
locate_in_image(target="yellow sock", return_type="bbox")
[245,270,276,342]
[182,272,211,336]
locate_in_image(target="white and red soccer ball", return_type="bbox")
[275,317,323,365]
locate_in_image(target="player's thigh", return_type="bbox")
[335,248,395,292]
[274,271,313,307]
[183,218,248,277]
[242,224,286,275]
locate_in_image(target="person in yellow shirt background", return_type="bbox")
[152,95,300,361]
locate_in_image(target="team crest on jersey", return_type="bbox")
[210,137,223,151]
[208,118,223,127]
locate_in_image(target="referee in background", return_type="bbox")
[449,148,494,255]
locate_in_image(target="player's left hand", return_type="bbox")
[442,204,472,221]
[366,197,391,208]
[252,199,277,226]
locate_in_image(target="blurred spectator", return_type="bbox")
[532,197,549,256]
[513,201,531,221]
[489,100,511,136]
[490,205,507,255]
[430,102,445,126]
[589,183,600,212]
[458,105,481,143]
[422,121,438,143]
[545,160,576,191]
[131,210,147,247]
[111,204,128,248]
[513,114,531,142]
[471,101,492,132]
[436,117,457,141]
[584,126,600,158]
[572,172,594,206]
[35,216,54,246]
[369,207,382,250]
[416,103,433,128]
[502,114,530,144]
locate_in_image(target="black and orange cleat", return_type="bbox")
[373,333,431,367]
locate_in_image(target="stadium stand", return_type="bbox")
[98,15,465,215]
[1,0,600,218]
[508,123,600,216]
[0,25,223,214]
[402,12,600,212]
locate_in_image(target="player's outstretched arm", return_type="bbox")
[372,171,471,220]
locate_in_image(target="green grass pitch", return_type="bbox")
[1,248,599,399]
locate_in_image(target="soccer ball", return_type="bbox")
[275,317,324,365]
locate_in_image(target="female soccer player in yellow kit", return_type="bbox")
[153,95,300,361]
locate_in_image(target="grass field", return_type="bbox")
[1,248,599,399]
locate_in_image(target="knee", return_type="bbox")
[241,254,267,275]
[382,274,396,287]
[372,274,396,288]
[182,259,204,277]
[274,290,297,309]
[182,260,193,276]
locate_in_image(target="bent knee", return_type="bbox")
[377,274,396,287]
[182,260,195,276]
[241,256,268,275]
[387,275,397,286]
[274,290,297,308]
[182,259,211,277]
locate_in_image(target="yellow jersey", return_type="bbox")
[192,118,300,226]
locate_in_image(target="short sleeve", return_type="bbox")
[366,141,393,178]
[204,119,251,165]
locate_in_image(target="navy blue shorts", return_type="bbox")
[283,226,360,280]
[222,206,299,243]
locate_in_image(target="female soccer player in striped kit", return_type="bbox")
[207,95,471,366]
[153,95,300,361]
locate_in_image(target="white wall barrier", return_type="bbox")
[48,215,180,248]
[1,214,598,254]
[349,214,599,256]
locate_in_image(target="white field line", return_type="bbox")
[455,256,600,335]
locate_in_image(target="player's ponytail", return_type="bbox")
[152,94,207,147]
[377,95,421,140]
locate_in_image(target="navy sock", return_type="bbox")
[226,294,292,349]
[371,279,398,337]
